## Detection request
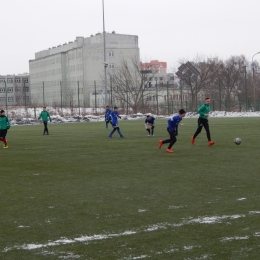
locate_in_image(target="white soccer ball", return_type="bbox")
[234,138,241,145]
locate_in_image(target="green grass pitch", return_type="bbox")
[1,117,260,259]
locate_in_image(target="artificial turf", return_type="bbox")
[1,117,260,259]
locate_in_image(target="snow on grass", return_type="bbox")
[2,213,248,252]
[221,236,249,242]
[236,198,246,201]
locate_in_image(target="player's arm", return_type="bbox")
[48,112,52,122]
[6,117,11,129]
[197,104,206,116]
[38,112,42,120]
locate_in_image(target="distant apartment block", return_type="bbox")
[29,32,140,106]
[0,74,30,107]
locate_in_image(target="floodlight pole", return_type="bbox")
[252,52,260,111]
[102,0,108,106]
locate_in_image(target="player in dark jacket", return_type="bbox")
[145,114,155,136]
[158,109,186,153]
[191,98,214,146]
[0,109,11,148]
[108,107,124,138]
[38,106,52,135]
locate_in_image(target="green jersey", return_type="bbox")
[0,115,10,130]
[38,111,51,122]
[198,104,210,119]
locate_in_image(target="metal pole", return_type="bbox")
[110,78,112,106]
[252,52,260,111]
[244,66,247,111]
[180,80,183,108]
[102,0,108,106]
[77,81,80,116]
[94,81,97,115]
[24,81,27,118]
[43,81,45,106]
[4,80,7,113]
[156,80,158,115]
[60,81,62,111]
[195,79,197,111]
[219,78,221,111]
[167,81,169,115]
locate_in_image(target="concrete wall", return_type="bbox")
[29,33,139,107]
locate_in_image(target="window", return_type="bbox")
[154,77,158,81]
[0,88,5,93]
[159,77,163,81]
[15,78,20,83]
[0,97,6,101]
[109,51,114,57]
[15,87,21,92]
[23,87,29,92]
[170,76,174,80]
[7,87,13,93]
[0,78,5,83]
[7,78,13,84]
[109,63,115,69]
[8,97,13,102]
[16,97,21,102]
[23,96,29,101]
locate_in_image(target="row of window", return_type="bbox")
[31,68,62,79]
[30,57,61,69]
[68,64,83,72]
[0,96,29,102]
[0,78,28,84]
[0,87,29,93]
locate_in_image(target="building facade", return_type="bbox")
[0,74,30,108]
[29,32,139,107]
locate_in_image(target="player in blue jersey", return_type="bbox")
[145,114,155,136]
[105,105,112,130]
[158,109,186,153]
[108,107,124,138]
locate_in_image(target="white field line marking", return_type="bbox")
[3,214,245,252]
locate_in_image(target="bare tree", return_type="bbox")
[176,56,220,111]
[109,58,157,114]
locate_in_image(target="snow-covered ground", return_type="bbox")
[3,107,260,126]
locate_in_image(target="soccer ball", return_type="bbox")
[234,138,241,145]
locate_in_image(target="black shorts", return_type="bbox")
[0,129,7,138]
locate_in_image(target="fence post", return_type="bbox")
[43,81,45,106]
[156,80,159,115]
[94,81,97,115]
[77,81,80,116]
[219,78,221,111]
[167,81,169,115]
[4,80,7,114]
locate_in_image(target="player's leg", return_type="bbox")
[116,127,124,138]
[109,125,117,137]
[45,122,49,135]
[159,128,171,148]
[151,125,154,136]
[166,130,176,152]
[202,120,214,145]
[191,118,203,144]
[1,130,8,148]
[146,124,151,135]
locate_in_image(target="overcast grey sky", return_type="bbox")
[1,0,259,75]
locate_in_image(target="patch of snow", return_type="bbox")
[138,209,147,213]
[249,211,260,214]
[237,198,246,201]
[221,236,249,242]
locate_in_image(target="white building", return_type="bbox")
[29,32,139,107]
[0,74,30,107]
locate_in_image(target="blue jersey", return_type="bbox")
[110,111,121,125]
[105,109,112,120]
[167,115,182,132]
[145,116,155,125]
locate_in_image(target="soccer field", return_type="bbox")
[1,117,260,260]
